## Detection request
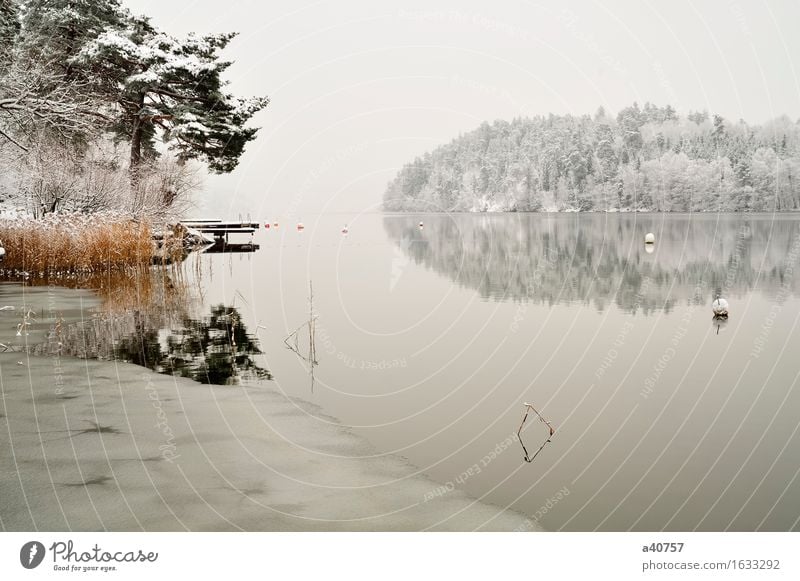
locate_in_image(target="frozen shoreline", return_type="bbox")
[0,286,538,531]
[0,354,539,531]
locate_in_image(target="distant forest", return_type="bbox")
[384,103,800,213]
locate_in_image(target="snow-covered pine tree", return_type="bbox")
[593,123,618,184]
[0,0,19,66]
[0,0,126,147]
[18,0,125,76]
[75,15,268,175]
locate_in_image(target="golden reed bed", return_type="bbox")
[0,214,153,274]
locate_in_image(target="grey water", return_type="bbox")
[181,212,800,531]
[12,212,800,531]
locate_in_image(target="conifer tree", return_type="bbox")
[75,14,268,175]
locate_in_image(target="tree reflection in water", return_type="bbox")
[114,304,272,385]
[384,214,800,313]
[27,269,272,385]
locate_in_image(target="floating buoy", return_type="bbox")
[418,221,424,229]
[645,232,655,244]
[265,223,270,229]
[273,222,279,228]
[342,224,349,234]
[712,297,729,317]
[297,222,304,231]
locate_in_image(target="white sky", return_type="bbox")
[123,0,800,216]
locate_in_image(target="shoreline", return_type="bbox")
[0,353,539,531]
[0,281,539,531]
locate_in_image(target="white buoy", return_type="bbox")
[418,221,424,229]
[712,297,729,316]
[297,222,304,231]
[645,232,655,244]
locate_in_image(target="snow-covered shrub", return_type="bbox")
[1,137,198,220]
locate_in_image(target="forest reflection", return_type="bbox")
[383,214,800,314]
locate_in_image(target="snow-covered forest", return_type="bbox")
[384,104,800,213]
[0,0,267,218]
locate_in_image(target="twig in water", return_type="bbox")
[16,307,36,336]
[517,402,555,463]
[234,290,249,306]
[282,280,319,391]
[308,281,317,364]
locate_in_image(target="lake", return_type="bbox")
[4,212,800,531]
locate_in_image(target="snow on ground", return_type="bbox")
[0,285,539,531]
[183,226,216,245]
[0,206,31,220]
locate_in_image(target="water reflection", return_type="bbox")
[383,214,800,313]
[113,304,271,384]
[202,240,260,253]
[27,270,271,385]
[713,315,730,335]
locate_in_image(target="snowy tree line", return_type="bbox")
[0,0,267,217]
[384,103,800,213]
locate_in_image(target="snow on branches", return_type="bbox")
[74,18,268,173]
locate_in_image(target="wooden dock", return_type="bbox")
[180,219,260,241]
[202,241,260,254]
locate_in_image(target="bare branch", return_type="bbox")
[0,60,111,148]
[0,126,28,151]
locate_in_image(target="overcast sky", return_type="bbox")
[124,0,800,217]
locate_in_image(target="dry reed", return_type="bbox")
[0,213,153,275]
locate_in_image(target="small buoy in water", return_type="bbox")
[712,297,729,317]
[273,222,279,228]
[645,232,655,244]
[297,222,304,230]
[342,224,349,234]
[419,221,424,229]
[265,223,270,229]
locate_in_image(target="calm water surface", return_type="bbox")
[51,213,800,530]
